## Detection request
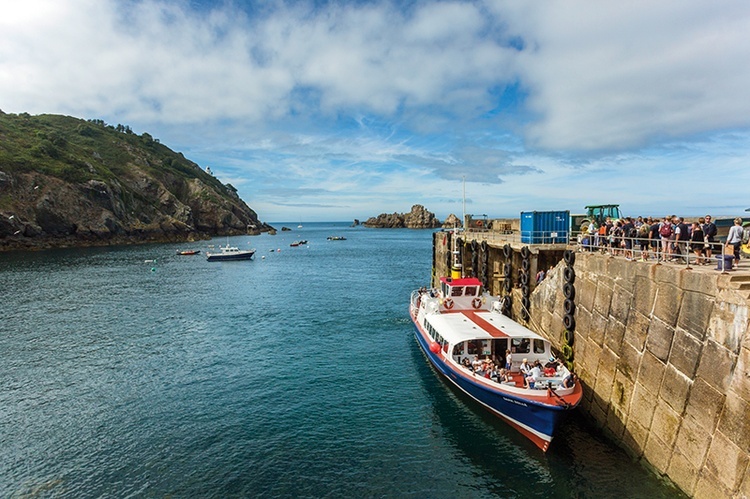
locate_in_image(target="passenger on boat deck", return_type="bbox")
[471,355,483,372]
[497,368,511,384]
[563,371,577,389]
[505,350,512,371]
[462,357,471,369]
[519,358,531,376]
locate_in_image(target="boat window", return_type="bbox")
[451,286,463,297]
[534,339,545,354]
[452,343,464,356]
[466,341,478,355]
[479,340,491,355]
[464,286,477,297]
[512,338,530,354]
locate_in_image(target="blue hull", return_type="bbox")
[413,322,567,450]
[206,251,255,261]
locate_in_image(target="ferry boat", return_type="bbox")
[409,275,583,451]
[205,245,255,261]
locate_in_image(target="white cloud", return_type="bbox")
[0,0,749,221]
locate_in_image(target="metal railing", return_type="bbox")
[574,233,736,271]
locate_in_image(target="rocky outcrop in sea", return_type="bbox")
[363,204,441,229]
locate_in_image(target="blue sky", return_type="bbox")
[1,0,749,222]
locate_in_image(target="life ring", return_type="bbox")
[503,244,512,258]
[564,298,575,315]
[472,297,482,309]
[562,344,574,361]
[563,314,575,330]
[563,267,575,284]
[563,282,576,300]
[443,298,454,309]
[564,328,575,345]
[521,246,530,258]
[503,263,511,277]
[521,259,530,271]
[477,220,483,227]
[564,250,575,265]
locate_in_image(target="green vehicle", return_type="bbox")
[571,204,623,233]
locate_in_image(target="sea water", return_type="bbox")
[0,223,683,498]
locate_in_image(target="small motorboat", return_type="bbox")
[176,250,200,255]
[206,245,255,261]
[327,236,347,241]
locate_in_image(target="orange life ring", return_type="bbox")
[477,220,483,227]
[472,297,482,309]
[444,298,454,309]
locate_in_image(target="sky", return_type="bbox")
[1,0,749,223]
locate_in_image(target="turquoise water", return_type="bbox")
[0,223,682,498]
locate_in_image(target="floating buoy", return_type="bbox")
[261,255,266,259]
[150,267,156,272]
[429,342,441,354]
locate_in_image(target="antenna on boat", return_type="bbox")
[451,176,465,280]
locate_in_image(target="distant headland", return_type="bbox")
[0,112,272,251]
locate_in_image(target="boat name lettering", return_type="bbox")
[502,397,528,407]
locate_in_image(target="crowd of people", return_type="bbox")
[578,214,747,267]
[461,355,575,390]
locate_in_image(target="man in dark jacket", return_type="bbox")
[674,217,690,263]
[703,215,718,260]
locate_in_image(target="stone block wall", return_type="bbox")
[531,253,750,498]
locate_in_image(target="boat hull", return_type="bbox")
[411,315,573,452]
[206,251,255,261]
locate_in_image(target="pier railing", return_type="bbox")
[461,229,741,271]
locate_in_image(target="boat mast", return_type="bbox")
[451,176,465,280]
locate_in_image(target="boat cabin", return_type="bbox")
[438,276,484,310]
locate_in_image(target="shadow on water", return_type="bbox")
[408,337,685,499]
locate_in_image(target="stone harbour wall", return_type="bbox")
[531,253,750,498]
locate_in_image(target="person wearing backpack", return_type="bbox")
[658,216,673,262]
[674,217,690,263]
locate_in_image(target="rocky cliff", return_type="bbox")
[363,204,441,229]
[0,112,271,251]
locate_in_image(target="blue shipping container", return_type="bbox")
[520,211,570,244]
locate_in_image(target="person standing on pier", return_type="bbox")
[703,215,718,261]
[727,218,744,267]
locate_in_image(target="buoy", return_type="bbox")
[430,342,441,354]
[261,256,266,259]
[150,267,156,272]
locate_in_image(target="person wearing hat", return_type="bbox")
[519,358,531,376]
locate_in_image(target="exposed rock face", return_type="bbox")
[442,213,461,228]
[363,204,441,229]
[0,169,271,251]
[0,113,272,251]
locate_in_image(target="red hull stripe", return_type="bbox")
[461,311,508,338]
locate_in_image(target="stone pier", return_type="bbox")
[432,232,750,498]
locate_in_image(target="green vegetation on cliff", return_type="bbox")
[0,112,268,250]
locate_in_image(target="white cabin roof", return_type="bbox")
[426,310,546,345]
